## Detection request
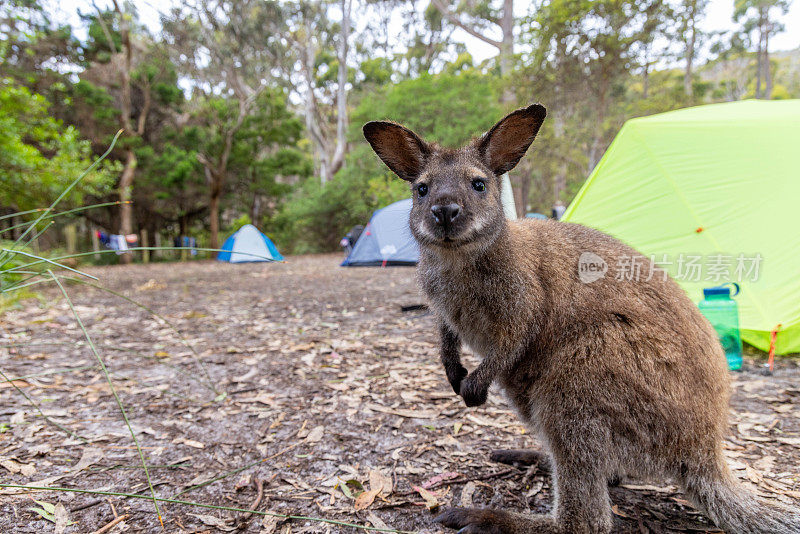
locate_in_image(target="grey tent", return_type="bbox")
[341,198,419,266]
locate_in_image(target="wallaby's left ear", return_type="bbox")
[476,104,546,175]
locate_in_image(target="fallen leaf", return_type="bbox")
[776,436,800,448]
[412,485,440,511]
[354,469,393,511]
[374,469,393,496]
[525,480,544,499]
[73,448,103,472]
[611,505,631,518]
[305,425,325,444]
[460,481,476,507]
[465,414,506,428]
[260,515,279,534]
[235,474,252,491]
[367,512,390,530]
[53,503,69,534]
[1,458,36,477]
[354,487,380,511]
[365,403,438,419]
[31,499,56,518]
[174,438,205,449]
[189,513,237,532]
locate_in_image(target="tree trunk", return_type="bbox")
[209,187,221,251]
[764,22,772,98]
[118,148,136,264]
[684,3,696,98]
[91,226,100,260]
[499,0,514,82]
[328,0,351,182]
[141,228,149,264]
[250,195,261,224]
[555,161,568,203]
[114,1,133,264]
[198,91,248,250]
[519,162,531,214]
[755,8,765,98]
[301,37,331,183]
[296,1,351,185]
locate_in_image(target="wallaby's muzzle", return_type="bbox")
[430,203,461,227]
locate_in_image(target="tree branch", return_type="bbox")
[92,1,119,54]
[430,0,502,49]
[136,78,151,136]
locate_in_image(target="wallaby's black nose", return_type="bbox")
[431,203,461,226]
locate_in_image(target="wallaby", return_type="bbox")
[363,104,800,534]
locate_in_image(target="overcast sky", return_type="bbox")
[52,0,800,65]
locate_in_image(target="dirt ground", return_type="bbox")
[1,254,799,533]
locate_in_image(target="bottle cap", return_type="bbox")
[703,287,730,298]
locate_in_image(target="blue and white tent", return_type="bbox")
[342,198,419,267]
[217,224,283,263]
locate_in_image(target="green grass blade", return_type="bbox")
[0,202,128,235]
[0,208,48,221]
[5,130,123,257]
[48,269,163,526]
[0,249,98,285]
[4,220,53,252]
[0,246,280,275]
[0,484,416,533]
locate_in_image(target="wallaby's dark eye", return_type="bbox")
[417,183,428,197]
[472,179,486,192]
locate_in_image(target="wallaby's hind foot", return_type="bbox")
[490,449,552,472]
[435,507,559,534]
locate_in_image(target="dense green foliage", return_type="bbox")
[0,79,114,212]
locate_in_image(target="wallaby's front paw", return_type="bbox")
[445,363,468,394]
[459,375,488,407]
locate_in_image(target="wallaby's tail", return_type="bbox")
[684,465,800,534]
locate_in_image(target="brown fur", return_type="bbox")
[363,105,800,533]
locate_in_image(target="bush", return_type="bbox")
[271,152,409,254]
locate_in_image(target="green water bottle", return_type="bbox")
[698,284,743,371]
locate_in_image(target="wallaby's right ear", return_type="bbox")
[363,121,430,181]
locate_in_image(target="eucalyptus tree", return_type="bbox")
[430,0,516,80]
[162,0,291,248]
[676,0,710,98]
[734,0,791,98]
[285,0,354,185]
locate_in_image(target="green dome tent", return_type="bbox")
[563,99,800,355]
